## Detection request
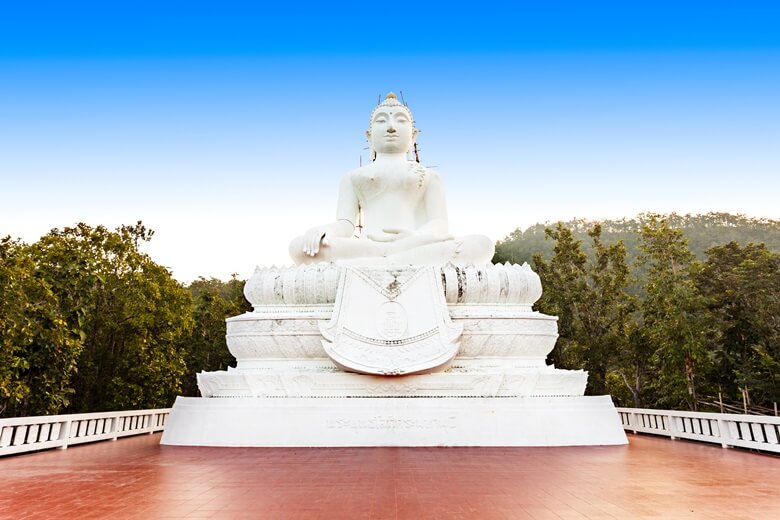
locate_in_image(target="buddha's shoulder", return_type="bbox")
[345,163,375,177]
[409,162,440,177]
[343,161,441,182]
[345,161,438,176]
[343,162,389,181]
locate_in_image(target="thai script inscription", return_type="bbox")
[326,416,457,430]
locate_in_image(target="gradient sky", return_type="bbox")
[1,2,779,282]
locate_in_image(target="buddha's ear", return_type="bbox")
[365,130,376,160]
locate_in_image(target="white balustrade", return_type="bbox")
[616,407,780,453]
[10,406,776,455]
[0,408,170,457]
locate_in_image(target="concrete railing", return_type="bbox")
[617,407,780,454]
[0,408,170,457]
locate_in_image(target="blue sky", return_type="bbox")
[1,2,779,281]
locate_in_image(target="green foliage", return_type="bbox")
[498,212,780,412]
[532,224,588,369]
[637,216,712,410]
[533,224,634,395]
[181,276,252,396]
[2,221,254,416]
[533,216,717,410]
[29,222,193,413]
[697,242,780,407]
[495,212,780,267]
[0,238,82,416]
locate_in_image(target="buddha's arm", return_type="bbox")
[301,174,358,256]
[416,171,449,237]
[333,173,359,233]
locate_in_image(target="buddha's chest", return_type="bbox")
[352,162,428,202]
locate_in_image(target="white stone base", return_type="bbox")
[160,395,627,447]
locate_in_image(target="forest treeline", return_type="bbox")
[1,212,779,417]
[0,223,249,417]
[499,212,780,412]
[494,212,780,266]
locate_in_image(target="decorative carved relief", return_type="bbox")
[226,307,559,363]
[196,367,588,398]
[243,262,542,309]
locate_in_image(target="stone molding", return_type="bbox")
[243,262,542,310]
[196,366,587,399]
[226,308,558,363]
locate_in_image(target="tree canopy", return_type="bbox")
[510,213,780,412]
[495,212,780,267]
[180,276,251,397]
[1,223,193,416]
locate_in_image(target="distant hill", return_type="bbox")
[493,212,780,266]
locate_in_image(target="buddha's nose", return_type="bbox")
[387,126,396,133]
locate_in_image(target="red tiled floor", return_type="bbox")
[1,433,778,519]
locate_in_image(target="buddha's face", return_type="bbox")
[368,107,416,154]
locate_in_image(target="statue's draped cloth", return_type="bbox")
[320,266,462,375]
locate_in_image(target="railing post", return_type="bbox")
[152,412,162,431]
[630,412,638,434]
[717,418,730,449]
[667,412,677,440]
[57,420,72,450]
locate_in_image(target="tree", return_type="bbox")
[697,242,780,408]
[0,238,82,416]
[181,276,252,396]
[533,224,634,395]
[31,222,193,412]
[612,326,653,408]
[496,212,780,411]
[637,215,711,410]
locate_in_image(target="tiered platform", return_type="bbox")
[2,433,779,519]
[163,263,626,447]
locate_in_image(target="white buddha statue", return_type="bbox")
[289,93,494,266]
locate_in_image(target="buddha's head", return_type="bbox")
[366,92,418,157]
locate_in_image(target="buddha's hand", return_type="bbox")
[367,228,415,242]
[302,226,332,257]
[369,228,453,247]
